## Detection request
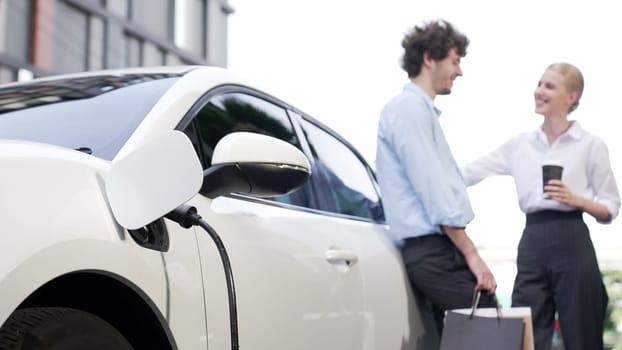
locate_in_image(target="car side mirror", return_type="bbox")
[106,130,203,229]
[200,132,311,199]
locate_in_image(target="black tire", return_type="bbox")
[0,307,133,350]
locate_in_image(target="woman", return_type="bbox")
[462,62,620,350]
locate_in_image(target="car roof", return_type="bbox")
[0,65,229,88]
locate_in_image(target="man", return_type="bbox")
[375,19,497,342]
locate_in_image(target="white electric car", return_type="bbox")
[0,66,425,349]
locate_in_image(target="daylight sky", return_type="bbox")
[227,0,622,296]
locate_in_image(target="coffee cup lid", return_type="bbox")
[542,159,563,167]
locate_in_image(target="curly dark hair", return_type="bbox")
[401,20,469,78]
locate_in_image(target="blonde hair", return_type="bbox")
[547,62,584,113]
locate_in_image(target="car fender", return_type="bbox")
[0,140,207,348]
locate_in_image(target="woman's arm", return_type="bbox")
[545,179,611,222]
[461,137,516,186]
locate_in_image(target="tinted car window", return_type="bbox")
[185,92,313,208]
[0,74,181,160]
[300,119,383,220]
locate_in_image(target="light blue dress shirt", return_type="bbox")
[376,82,474,241]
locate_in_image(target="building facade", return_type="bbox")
[0,0,233,83]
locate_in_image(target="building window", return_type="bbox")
[0,0,217,78]
[54,1,88,73]
[0,65,16,84]
[129,0,173,40]
[106,0,129,19]
[17,68,33,81]
[122,35,166,68]
[53,2,106,73]
[88,15,105,70]
[143,41,164,67]
[165,52,185,66]
[174,0,206,58]
[0,0,32,62]
[124,33,141,67]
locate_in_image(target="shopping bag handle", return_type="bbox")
[469,288,501,322]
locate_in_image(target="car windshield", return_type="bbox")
[0,73,182,160]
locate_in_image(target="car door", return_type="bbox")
[180,89,367,350]
[293,115,421,349]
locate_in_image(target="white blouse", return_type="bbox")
[462,121,620,222]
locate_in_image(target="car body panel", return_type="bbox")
[193,195,366,349]
[0,66,423,349]
[0,138,209,348]
[189,194,420,349]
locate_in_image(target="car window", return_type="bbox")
[299,118,383,220]
[184,92,314,208]
[0,74,181,160]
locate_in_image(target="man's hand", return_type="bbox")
[442,225,497,294]
[462,250,497,294]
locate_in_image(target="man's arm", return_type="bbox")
[442,225,497,294]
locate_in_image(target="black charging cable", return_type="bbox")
[166,204,239,350]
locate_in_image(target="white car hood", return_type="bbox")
[0,139,113,234]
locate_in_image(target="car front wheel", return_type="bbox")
[0,307,133,350]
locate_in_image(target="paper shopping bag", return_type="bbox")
[440,289,533,350]
[443,307,534,350]
[439,310,525,350]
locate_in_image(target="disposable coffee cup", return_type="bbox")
[542,161,563,199]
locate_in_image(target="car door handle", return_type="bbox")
[324,249,359,267]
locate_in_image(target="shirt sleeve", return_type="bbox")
[391,98,472,228]
[461,137,516,186]
[587,139,621,223]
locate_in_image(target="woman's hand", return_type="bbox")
[545,179,582,207]
[545,179,612,222]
